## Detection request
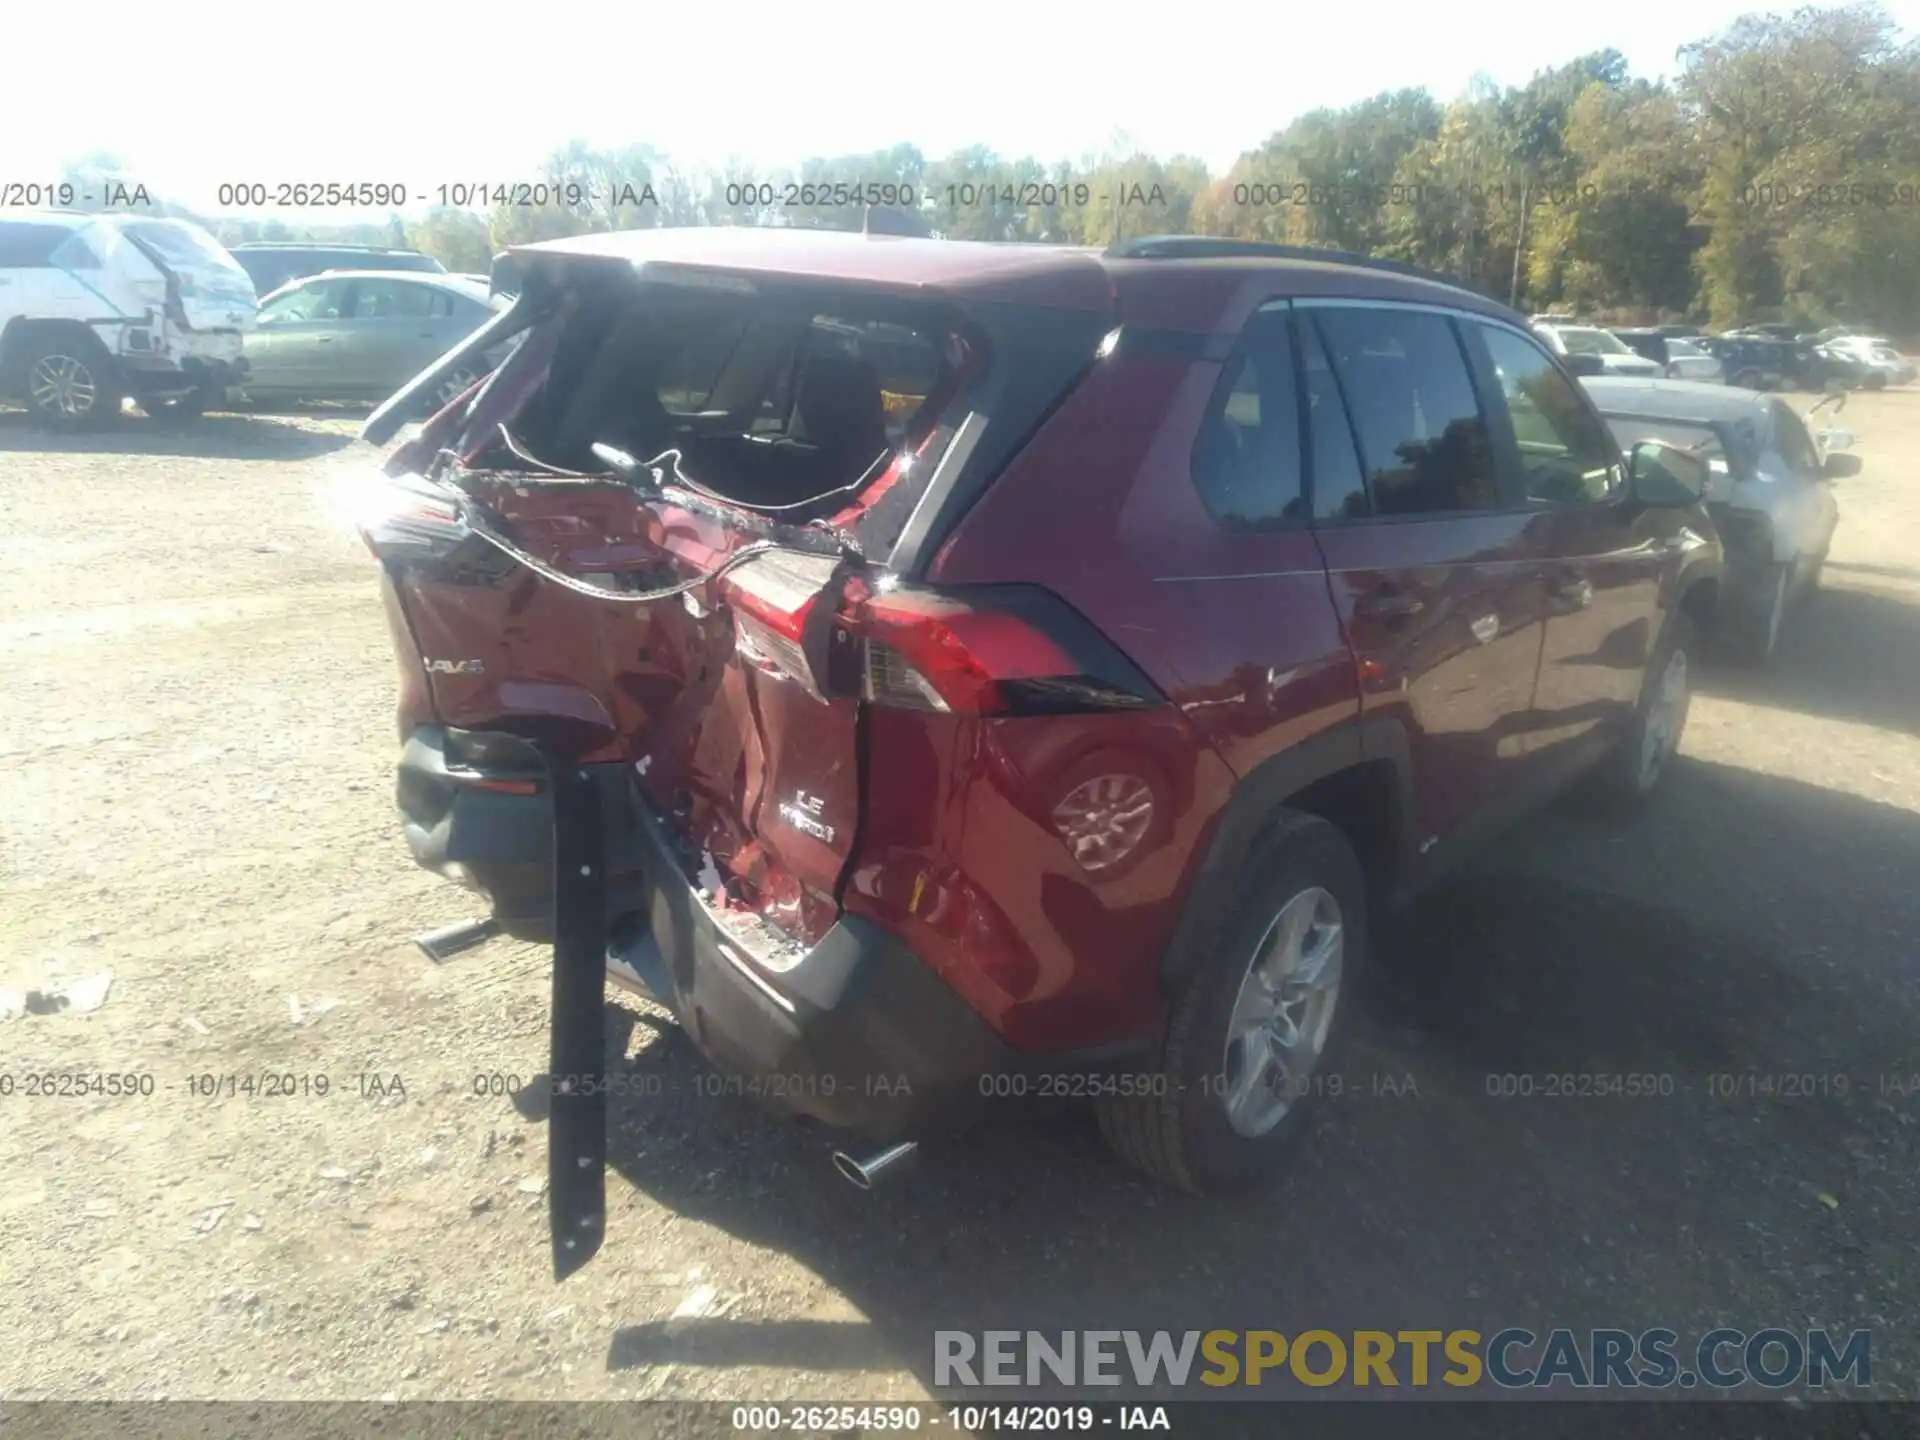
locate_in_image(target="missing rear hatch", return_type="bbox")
[438,266,978,543]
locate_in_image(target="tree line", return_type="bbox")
[58,3,1920,332]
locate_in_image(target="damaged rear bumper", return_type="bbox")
[397,725,1007,1140]
[117,351,250,401]
[396,725,645,940]
[620,798,1008,1142]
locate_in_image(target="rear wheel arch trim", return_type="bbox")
[1,317,110,370]
[1155,718,1412,994]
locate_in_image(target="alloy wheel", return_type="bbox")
[1219,886,1344,1138]
[28,354,99,418]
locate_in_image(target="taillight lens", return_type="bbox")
[347,472,472,562]
[719,551,837,702]
[842,580,1165,716]
[718,560,1166,717]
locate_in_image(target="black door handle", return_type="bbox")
[1354,589,1426,620]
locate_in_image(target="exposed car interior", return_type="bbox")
[482,275,958,521]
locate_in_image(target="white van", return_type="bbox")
[0,210,257,425]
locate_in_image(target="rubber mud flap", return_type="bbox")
[547,761,607,1279]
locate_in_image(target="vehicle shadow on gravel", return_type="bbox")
[1699,584,1920,737]
[0,409,355,462]
[592,757,1920,1401]
[234,400,377,420]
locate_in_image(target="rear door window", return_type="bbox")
[1474,323,1621,505]
[1308,306,1501,516]
[1300,317,1371,520]
[1190,305,1307,528]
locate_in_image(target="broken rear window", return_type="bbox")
[429,258,1113,571]
[459,272,971,526]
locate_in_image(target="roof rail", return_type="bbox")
[1105,235,1485,297]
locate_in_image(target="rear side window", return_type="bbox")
[0,223,73,268]
[1309,307,1500,516]
[119,220,233,272]
[1191,307,1306,528]
[1768,401,1821,479]
[49,233,102,270]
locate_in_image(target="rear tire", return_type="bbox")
[1731,369,1763,390]
[24,339,123,429]
[1096,810,1367,1194]
[1583,610,1696,816]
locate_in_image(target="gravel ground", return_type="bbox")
[0,393,1916,1411]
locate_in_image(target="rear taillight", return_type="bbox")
[348,472,472,563]
[720,551,836,701]
[718,560,1165,717]
[842,579,1165,716]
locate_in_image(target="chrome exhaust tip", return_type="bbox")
[831,1141,919,1190]
[414,916,500,964]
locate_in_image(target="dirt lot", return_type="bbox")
[1,391,1917,1408]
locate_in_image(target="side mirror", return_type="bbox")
[1628,440,1708,505]
[1823,452,1862,479]
[1563,354,1605,378]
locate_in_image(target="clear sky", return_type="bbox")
[6,0,1916,216]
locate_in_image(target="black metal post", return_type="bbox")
[546,761,607,1280]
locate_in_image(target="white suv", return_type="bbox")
[1531,322,1665,378]
[0,210,257,426]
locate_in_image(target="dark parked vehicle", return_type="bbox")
[354,230,1721,1246]
[1794,342,1872,390]
[228,242,445,298]
[1612,328,1670,367]
[243,271,505,408]
[1702,335,1790,390]
[1728,323,1809,344]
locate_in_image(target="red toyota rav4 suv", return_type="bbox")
[358,229,1720,1217]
